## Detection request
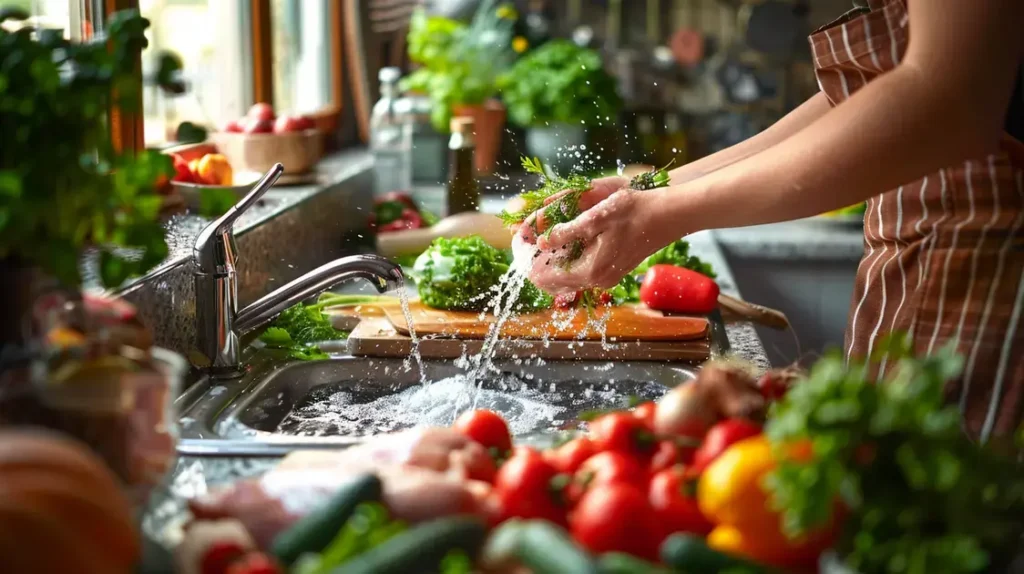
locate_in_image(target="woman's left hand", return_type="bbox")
[514,187,675,293]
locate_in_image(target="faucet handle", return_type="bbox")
[193,163,284,274]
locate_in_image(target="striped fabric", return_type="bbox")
[810,0,1024,442]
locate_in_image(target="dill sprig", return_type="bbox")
[628,160,675,191]
[498,156,591,227]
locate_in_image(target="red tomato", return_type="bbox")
[632,402,657,429]
[757,372,789,401]
[545,437,597,475]
[247,102,275,122]
[570,483,659,559]
[493,448,564,524]
[453,409,513,453]
[691,418,763,472]
[588,413,656,457]
[222,119,244,133]
[569,451,646,504]
[639,264,720,315]
[648,440,695,474]
[648,467,714,539]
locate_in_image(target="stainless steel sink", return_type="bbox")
[175,351,697,456]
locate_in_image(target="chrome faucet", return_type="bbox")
[191,163,404,376]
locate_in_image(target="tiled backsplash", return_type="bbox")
[118,155,375,359]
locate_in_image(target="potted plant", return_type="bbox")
[498,40,621,174]
[0,9,183,348]
[401,1,516,175]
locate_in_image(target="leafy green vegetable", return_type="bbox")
[497,39,621,128]
[764,333,1024,574]
[291,502,407,574]
[411,235,552,312]
[401,1,516,131]
[0,10,185,288]
[258,300,349,360]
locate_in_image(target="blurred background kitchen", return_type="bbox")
[6,0,867,366]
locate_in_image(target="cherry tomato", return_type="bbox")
[691,418,762,472]
[454,409,513,453]
[569,451,646,504]
[570,483,659,559]
[649,440,695,474]
[648,467,714,540]
[632,401,657,429]
[545,437,597,475]
[493,448,565,524]
[588,413,655,457]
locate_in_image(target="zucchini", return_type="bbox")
[328,515,487,574]
[270,473,383,566]
[598,552,674,574]
[660,533,770,574]
[514,521,599,574]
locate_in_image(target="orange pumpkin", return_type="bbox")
[0,429,140,574]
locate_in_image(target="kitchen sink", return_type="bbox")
[175,351,698,456]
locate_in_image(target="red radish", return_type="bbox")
[244,118,274,134]
[639,264,720,314]
[653,383,717,440]
[294,115,315,130]
[247,102,275,122]
[273,115,305,133]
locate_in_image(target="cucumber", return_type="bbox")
[270,473,383,566]
[660,533,770,574]
[514,521,599,574]
[598,552,674,574]
[328,515,487,574]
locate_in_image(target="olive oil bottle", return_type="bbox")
[446,117,479,215]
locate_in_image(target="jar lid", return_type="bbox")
[450,117,475,134]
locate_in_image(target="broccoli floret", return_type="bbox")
[412,236,552,312]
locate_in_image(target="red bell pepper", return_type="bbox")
[639,264,720,314]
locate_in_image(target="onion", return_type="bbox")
[654,382,719,438]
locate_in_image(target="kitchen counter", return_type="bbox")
[139,182,773,562]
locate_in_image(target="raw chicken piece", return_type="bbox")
[188,428,498,548]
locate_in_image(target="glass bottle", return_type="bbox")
[370,67,413,196]
[446,117,479,216]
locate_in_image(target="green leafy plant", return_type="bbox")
[401,1,516,131]
[411,235,551,312]
[764,333,1024,574]
[497,40,621,128]
[0,9,184,288]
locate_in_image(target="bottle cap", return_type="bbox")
[450,117,475,134]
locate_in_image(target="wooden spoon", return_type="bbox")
[717,293,790,330]
[375,212,513,257]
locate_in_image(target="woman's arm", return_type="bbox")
[668,92,832,186]
[651,0,1022,236]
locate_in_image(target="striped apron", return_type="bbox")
[811,0,1024,442]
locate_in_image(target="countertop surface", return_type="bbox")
[140,181,792,559]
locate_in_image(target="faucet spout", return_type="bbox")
[233,255,404,335]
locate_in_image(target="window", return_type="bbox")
[270,0,332,115]
[138,0,249,147]
[1,0,82,38]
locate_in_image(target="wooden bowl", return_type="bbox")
[210,129,323,175]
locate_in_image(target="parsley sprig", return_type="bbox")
[764,333,1024,574]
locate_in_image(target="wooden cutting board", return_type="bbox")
[347,318,711,362]
[332,300,708,341]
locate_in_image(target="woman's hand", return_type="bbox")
[514,184,678,294]
[506,175,626,236]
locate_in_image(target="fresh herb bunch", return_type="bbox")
[498,156,591,227]
[0,9,185,288]
[497,39,621,127]
[628,162,674,191]
[259,296,355,360]
[401,1,516,131]
[411,235,552,312]
[764,333,1024,574]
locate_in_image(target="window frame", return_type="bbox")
[88,0,346,152]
